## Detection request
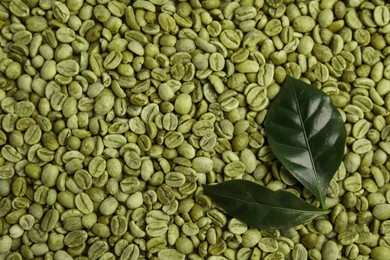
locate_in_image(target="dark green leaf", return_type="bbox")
[264,76,346,208]
[204,180,329,229]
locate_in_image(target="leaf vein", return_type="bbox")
[212,192,323,214]
[291,85,323,204]
[306,122,332,140]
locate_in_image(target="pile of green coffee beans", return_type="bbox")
[0,0,390,259]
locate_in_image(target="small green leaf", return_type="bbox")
[265,76,346,208]
[204,180,329,229]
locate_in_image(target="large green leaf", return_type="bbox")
[264,76,346,208]
[203,180,329,229]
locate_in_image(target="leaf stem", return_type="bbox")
[320,197,326,210]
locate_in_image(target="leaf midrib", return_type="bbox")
[291,85,323,203]
[211,191,325,214]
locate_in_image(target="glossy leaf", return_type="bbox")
[204,180,329,229]
[265,76,346,208]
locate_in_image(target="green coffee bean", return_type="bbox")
[19,214,35,231]
[0,165,15,180]
[293,16,316,33]
[99,196,118,216]
[352,139,372,154]
[25,16,48,32]
[88,240,109,260]
[41,209,59,232]
[164,131,184,149]
[75,193,94,214]
[322,240,339,260]
[147,236,167,254]
[165,171,186,188]
[146,221,168,237]
[373,204,390,220]
[192,157,213,173]
[88,156,106,178]
[119,244,139,260]
[158,249,185,260]
[352,119,370,139]
[156,184,175,205]
[28,224,48,243]
[373,6,390,26]
[224,161,246,177]
[53,2,70,23]
[110,215,128,237]
[64,230,88,248]
[228,218,248,235]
